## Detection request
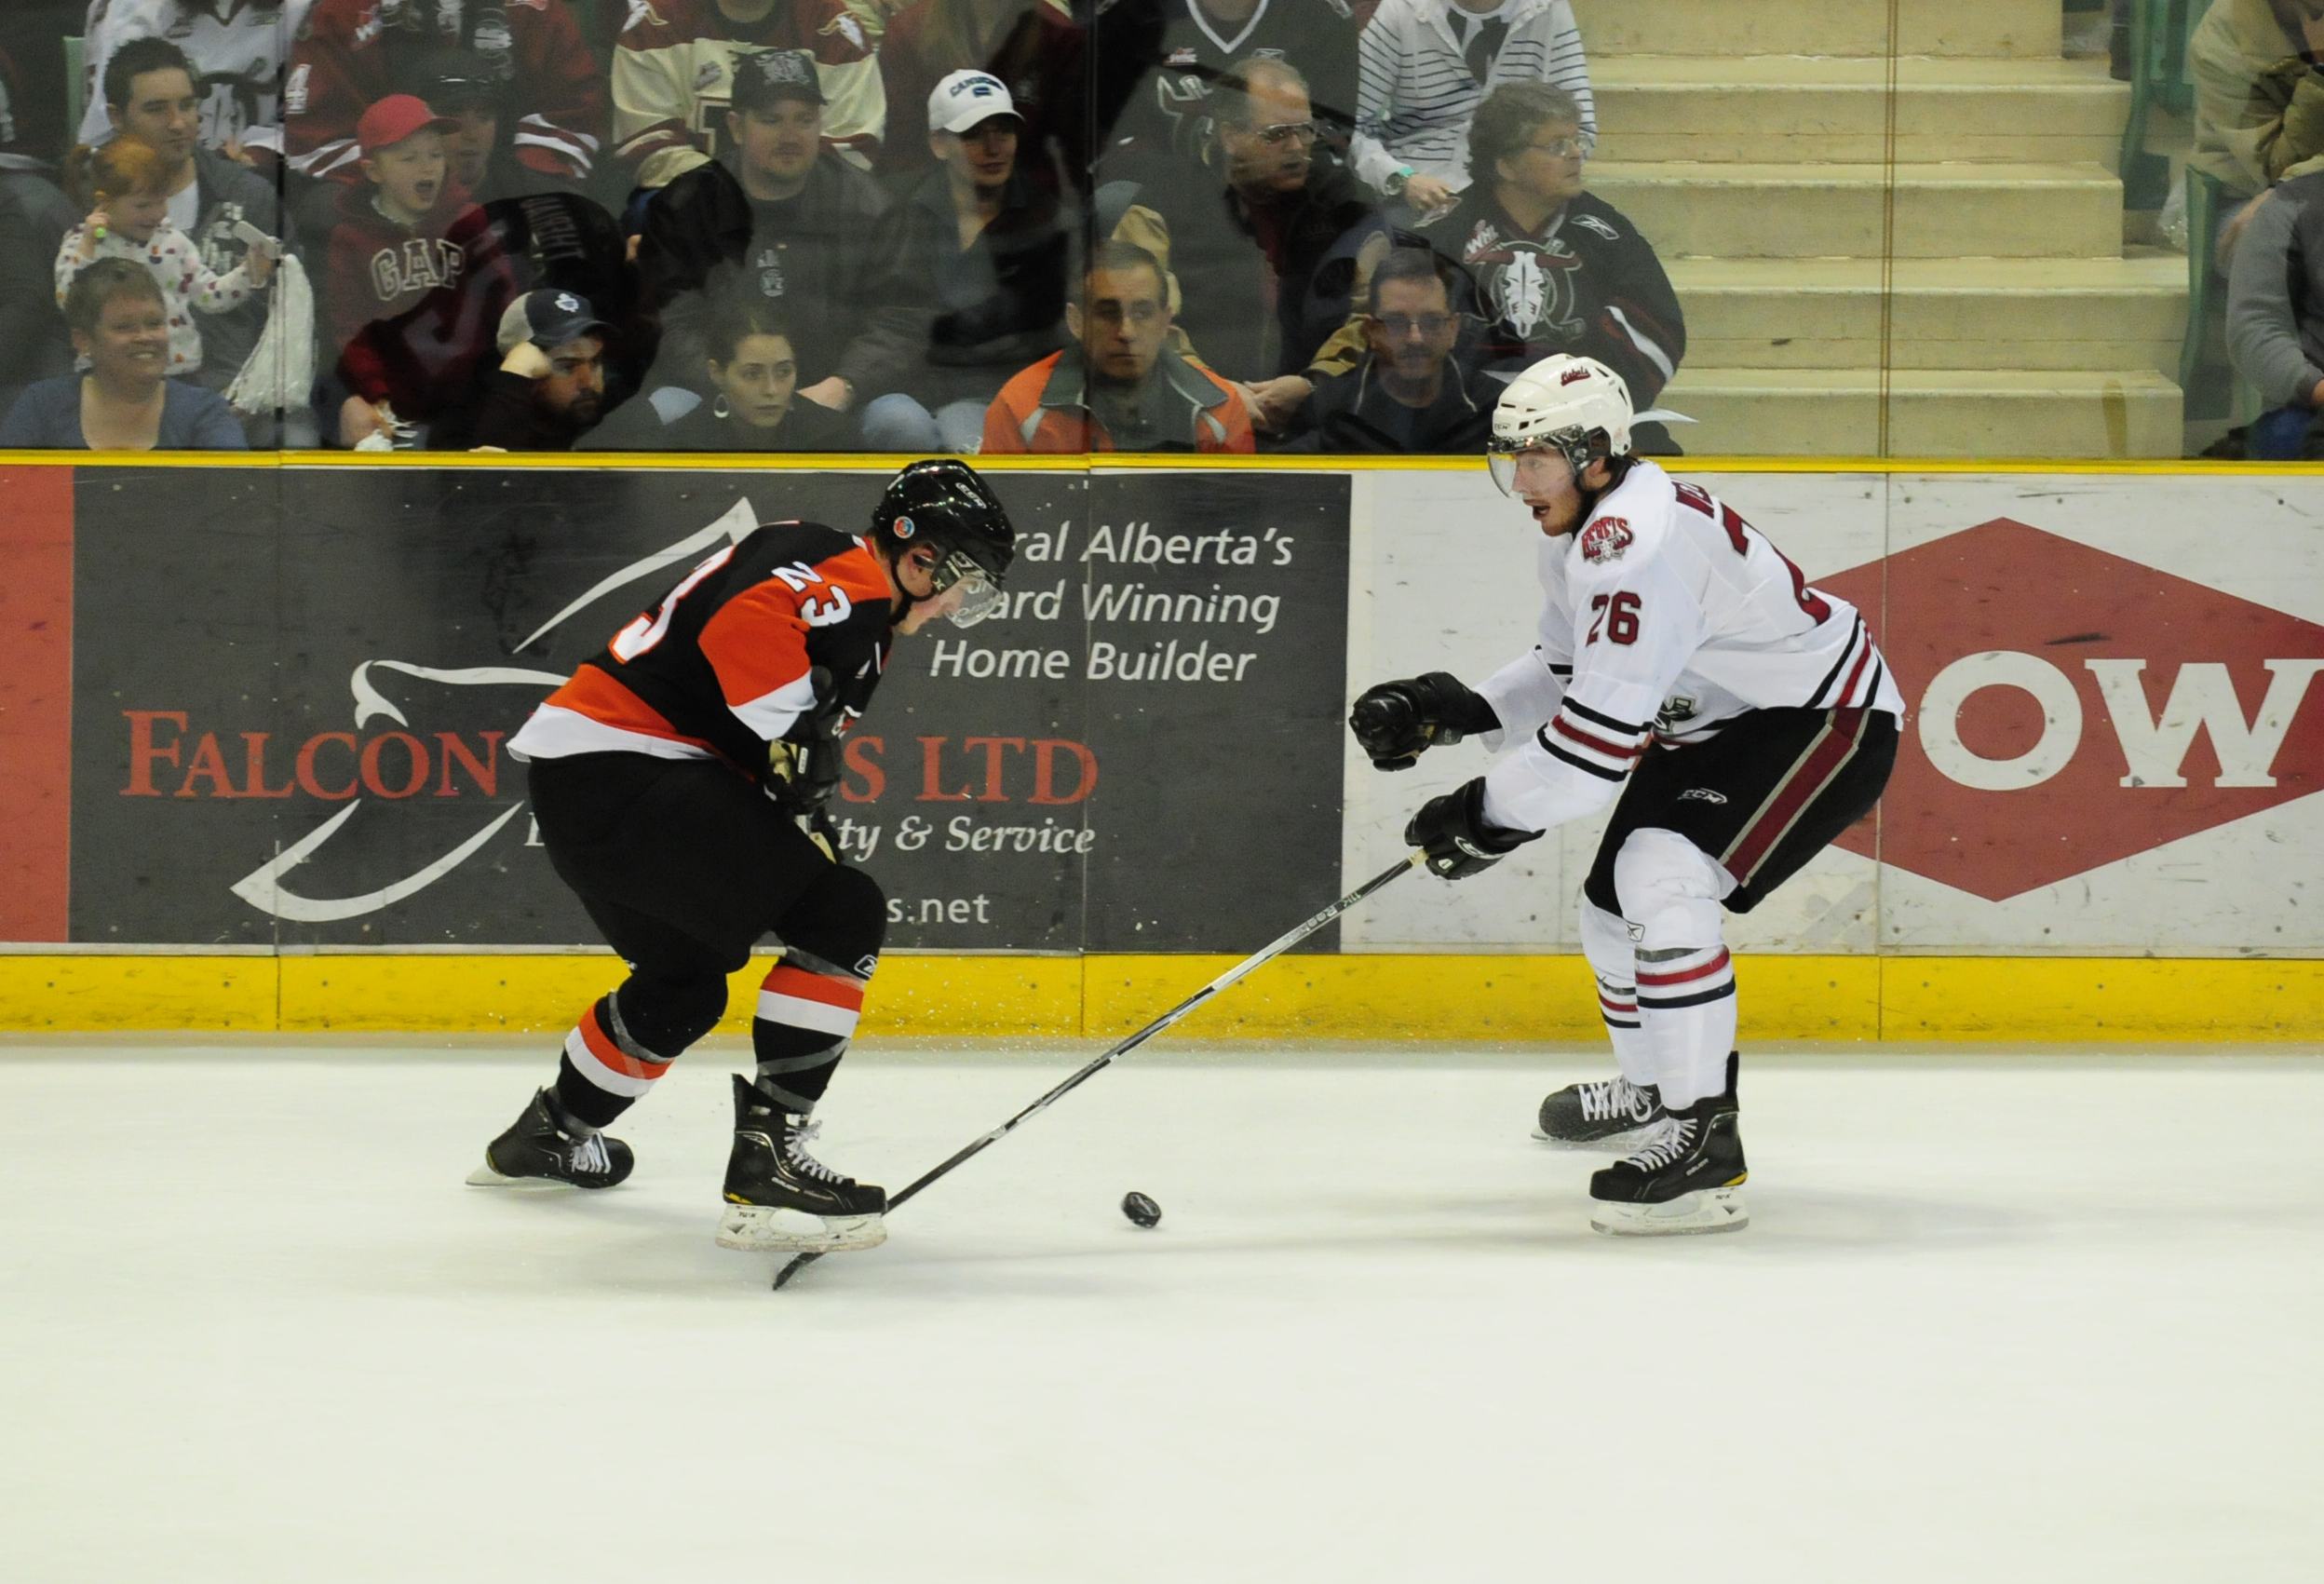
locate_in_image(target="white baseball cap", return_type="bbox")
[927,70,1020,136]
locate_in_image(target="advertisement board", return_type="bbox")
[47,464,1350,953]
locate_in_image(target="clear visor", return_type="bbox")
[930,548,1005,628]
[1485,429,1588,498]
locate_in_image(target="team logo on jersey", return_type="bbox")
[1574,213,1621,241]
[1462,221,1589,345]
[1580,518,1631,564]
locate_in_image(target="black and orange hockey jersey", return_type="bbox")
[508,521,897,776]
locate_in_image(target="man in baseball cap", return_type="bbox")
[926,70,1020,140]
[450,288,612,451]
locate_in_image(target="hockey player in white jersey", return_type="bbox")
[1351,354,1902,1235]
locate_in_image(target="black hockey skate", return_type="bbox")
[1534,1075,1666,1144]
[466,1089,634,1190]
[716,1075,887,1253]
[1587,1091,1748,1236]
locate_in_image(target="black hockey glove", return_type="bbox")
[1405,778,1540,880]
[1349,672,1499,771]
[766,666,845,829]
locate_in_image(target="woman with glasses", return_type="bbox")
[1417,82,1686,453]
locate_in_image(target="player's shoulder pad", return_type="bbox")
[1564,461,1675,583]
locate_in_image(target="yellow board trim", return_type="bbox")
[0,953,2315,1042]
[6,451,2321,477]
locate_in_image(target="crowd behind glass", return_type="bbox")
[0,1,2317,458]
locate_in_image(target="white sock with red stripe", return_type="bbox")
[751,954,868,1112]
[1612,829,1740,1110]
[1577,900,1655,1087]
[554,995,676,1130]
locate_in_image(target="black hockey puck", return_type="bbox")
[1120,1191,1162,1228]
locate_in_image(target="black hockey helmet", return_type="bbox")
[872,459,1016,625]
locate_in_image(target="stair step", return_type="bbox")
[1594,57,2128,165]
[1572,0,2070,59]
[1669,256,2186,372]
[1588,161,2122,259]
[1658,368,2183,457]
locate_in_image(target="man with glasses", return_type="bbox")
[1096,0,1363,176]
[1120,54,1389,434]
[1274,246,1488,452]
[1419,82,1685,452]
[981,238,1253,451]
[475,460,1016,1261]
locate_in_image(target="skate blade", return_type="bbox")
[716,1204,887,1253]
[1589,1185,1749,1237]
[1532,1123,1659,1149]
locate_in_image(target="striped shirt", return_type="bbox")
[1352,0,1594,195]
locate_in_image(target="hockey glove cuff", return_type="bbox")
[765,667,844,821]
[1348,672,1500,771]
[1405,777,1540,880]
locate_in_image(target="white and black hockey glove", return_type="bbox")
[1406,778,1539,880]
[1349,672,1499,771]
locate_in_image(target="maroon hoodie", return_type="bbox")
[326,178,519,419]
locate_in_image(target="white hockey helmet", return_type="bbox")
[1487,354,1634,496]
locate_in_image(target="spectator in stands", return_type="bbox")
[1096,0,1363,180]
[855,71,1073,451]
[1418,83,1684,452]
[93,36,287,420]
[634,47,891,419]
[2188,0,2324,211]
[55,134,273,386]
[398,46,561,208]
[0,257,244,448]
[584,293,851,450]
[441,289,613,451]
[1353,0,1593,215]
[611,0,885,180]
[874,0,1088,191]
[1124,54,1387,433]
[77,1,294,159]
[285,0,606,194]
[0,46,77,409]
[2226,171,2324,458]
[1272,245,1487,452]
[982,238,1253,452]
[325,94,520,447]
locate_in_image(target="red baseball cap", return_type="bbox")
[358,94,455,156]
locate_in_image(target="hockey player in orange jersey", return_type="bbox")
[469,460,1013,1258]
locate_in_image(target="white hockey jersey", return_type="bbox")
[78,0,315,154]
[1475,459,1903,836]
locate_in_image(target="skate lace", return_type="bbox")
[1581,1076,1651,1122]
[781,1118,847,1185]
[568,1131,611,1175]
[1623,1117,1699,1172]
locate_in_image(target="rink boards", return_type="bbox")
[1,453,2317,1039]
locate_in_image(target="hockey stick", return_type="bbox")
[771,848,1427,1291]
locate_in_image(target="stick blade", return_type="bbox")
[770,1252,823,1291]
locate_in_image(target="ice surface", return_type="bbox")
[2,1041,2318,1583]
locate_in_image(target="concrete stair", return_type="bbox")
[1564,0,2184,454]
[1657,368,2183,457]
[1593,57,2128,167]
[1589,160,2124,259]
[1570,0,2070,60]
[1671,256,2186,374]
